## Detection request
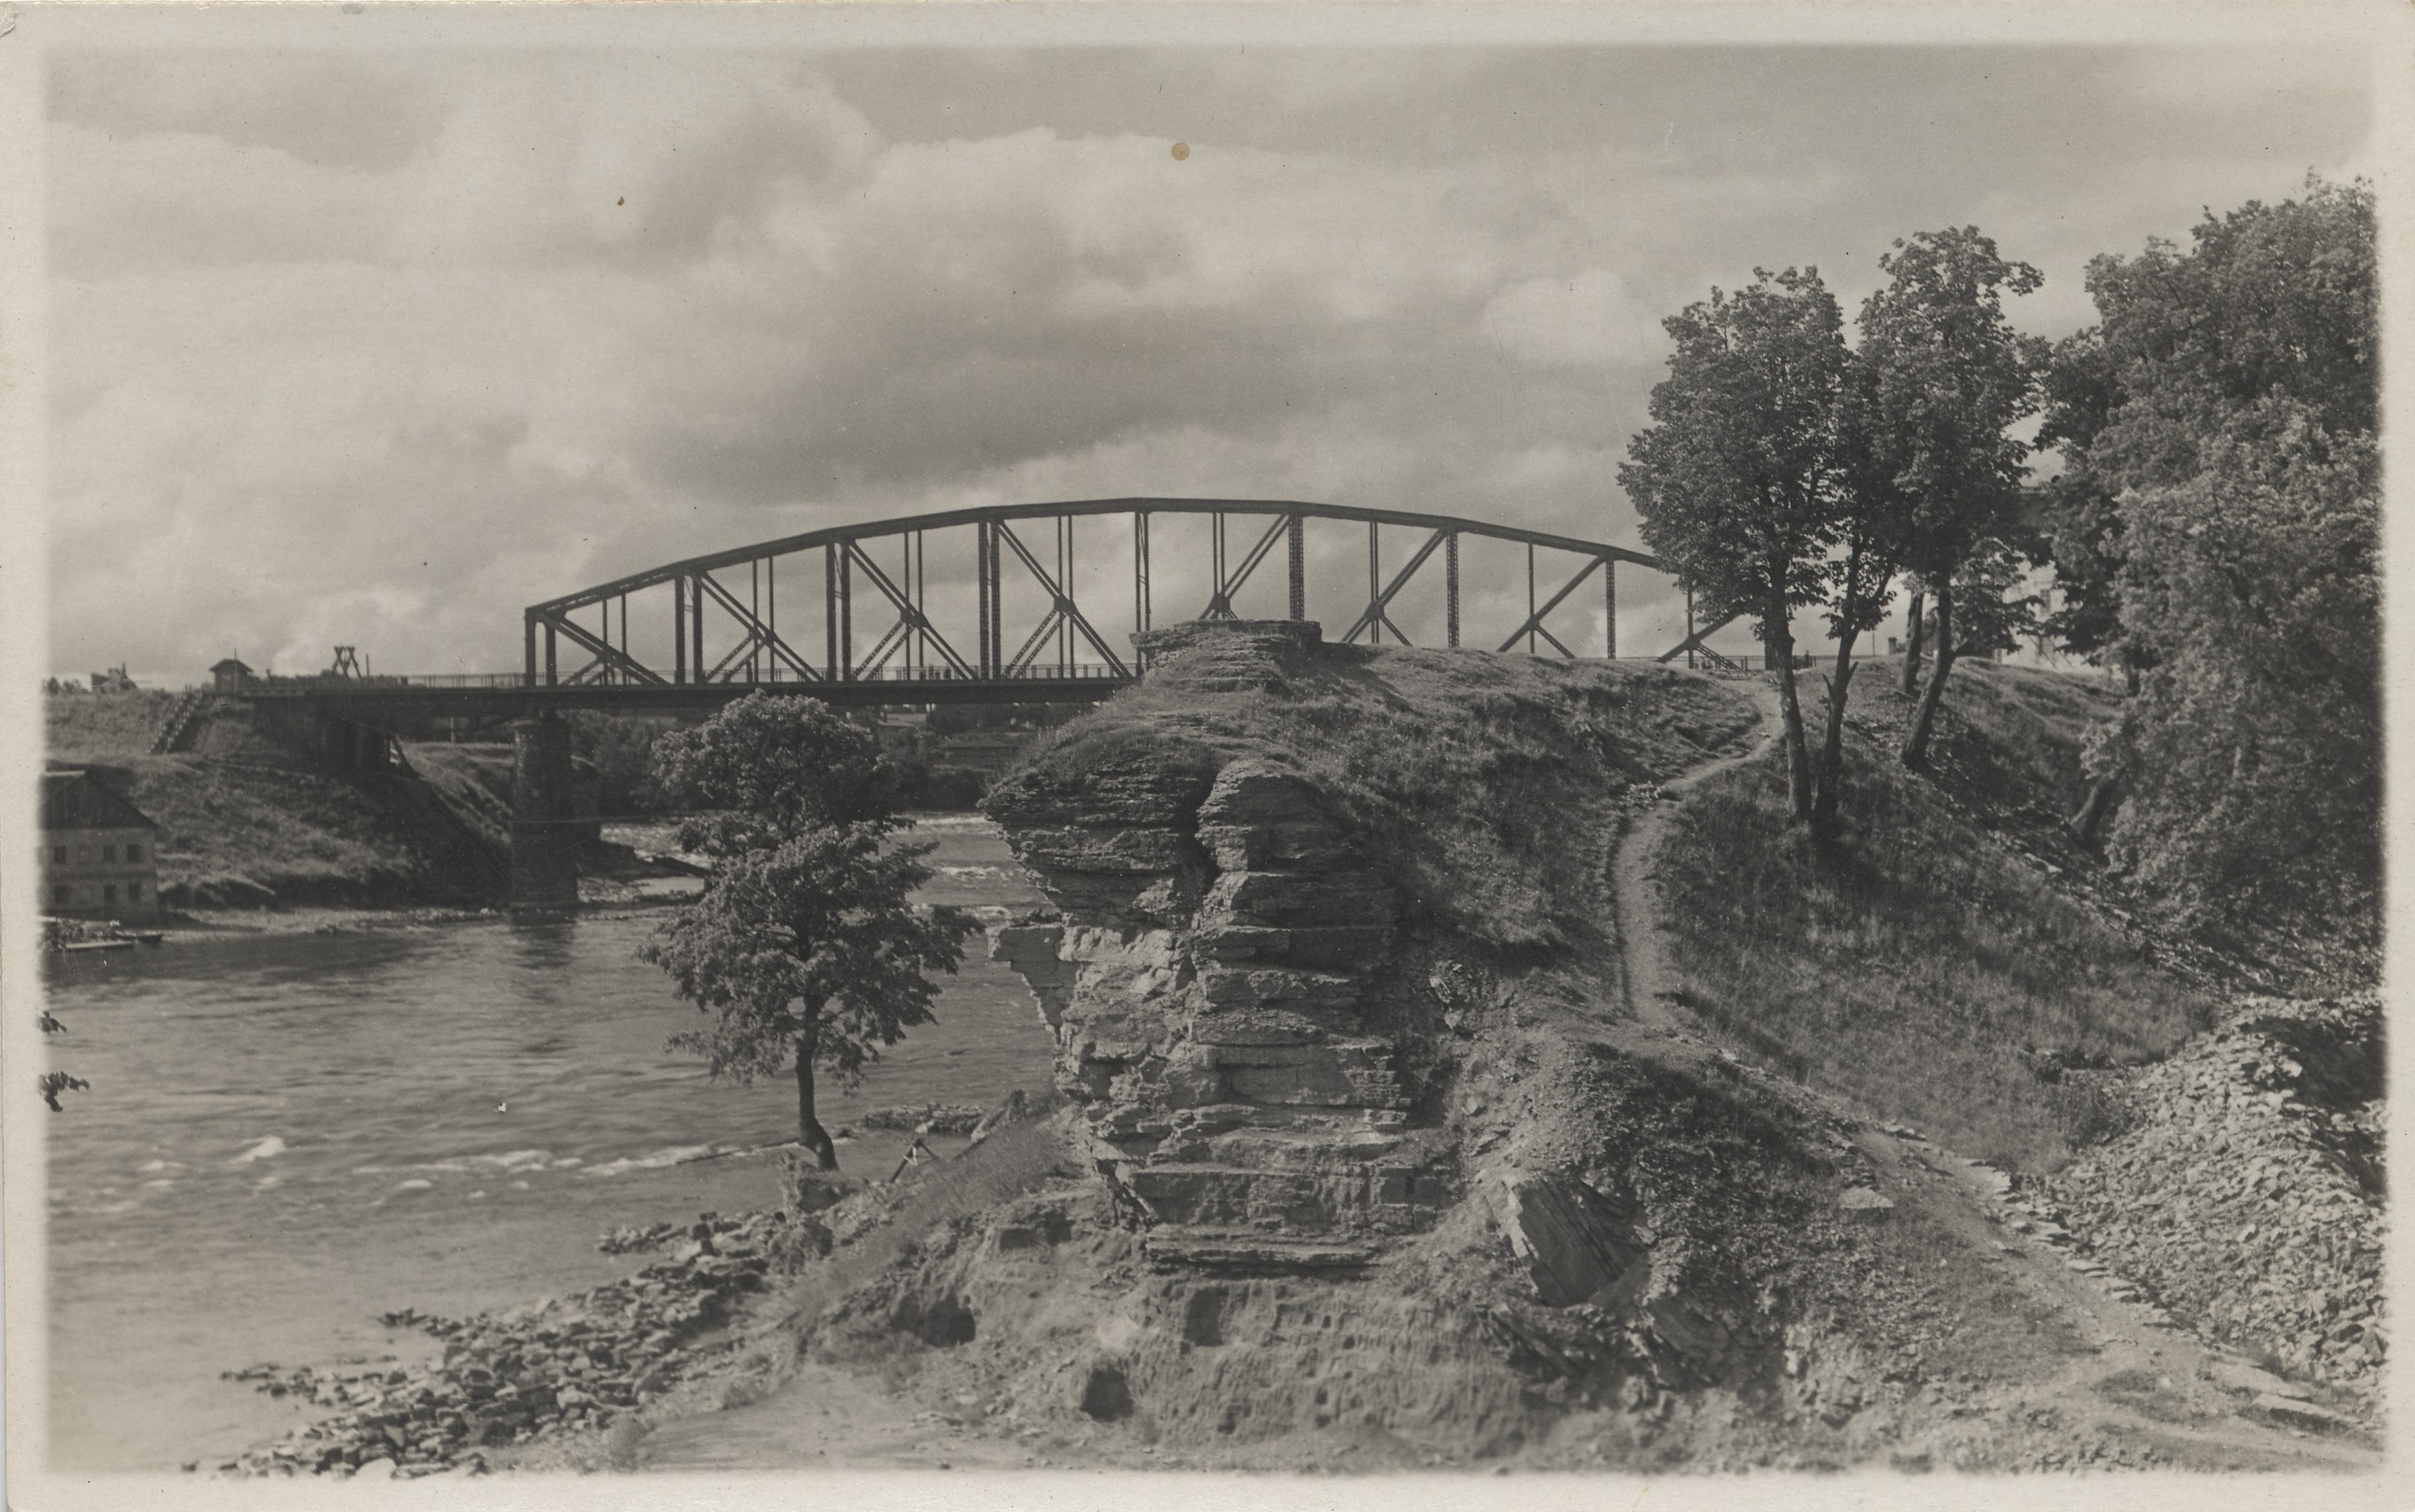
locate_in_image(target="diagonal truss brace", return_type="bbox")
[541,612,668,685]
[1340,529,1450,646]
[994,520,1131,677]
[1655,610,1745,664]
[839,545,976,681]
[1200,514,1292,620]
[692,570,821,682]
[1496,555,1606,657]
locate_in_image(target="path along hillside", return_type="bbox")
[225,622,2378,1481]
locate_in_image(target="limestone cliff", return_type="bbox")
[981,619,1764,1271]
[985,625,1445,1266]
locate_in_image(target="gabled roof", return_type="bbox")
[41,771,159,832]
[210,658,252,673]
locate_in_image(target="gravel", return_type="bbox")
[2039,996,2384,1411]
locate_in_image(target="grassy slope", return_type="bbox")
[1657,660,2213,1174]
[44,694,515,906]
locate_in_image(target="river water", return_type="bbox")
[39,816,1054,1475]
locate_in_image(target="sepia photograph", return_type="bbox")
[2,4,2405,1505]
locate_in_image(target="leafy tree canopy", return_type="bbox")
[1620,266,1853,629]
[640,693,973,1168]
[2061,178,2378,947]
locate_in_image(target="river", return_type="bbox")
[38,815,1054,1475]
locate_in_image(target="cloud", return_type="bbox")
[1479,270,1665,370]
[39,42,2378,681]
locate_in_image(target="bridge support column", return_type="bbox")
[509,713,580,910]
[1604,559,1615,658]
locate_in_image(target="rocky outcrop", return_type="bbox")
[983,622,1455,1268]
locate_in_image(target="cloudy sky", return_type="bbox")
[35,19,2381,683]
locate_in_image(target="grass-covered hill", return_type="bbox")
[44,693,514,908]
[1656,658,2215,1172]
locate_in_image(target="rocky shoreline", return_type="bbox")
[215,1206,815,1478]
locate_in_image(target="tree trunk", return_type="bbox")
[1769,601,1812,822]
[1900,583,1956,769]
[1900,589,1925,697]
[795,1029,839,1171]
[2065,775,2120,848]
[1813,632,1859,828]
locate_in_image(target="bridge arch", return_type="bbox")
[523,498,1728,692]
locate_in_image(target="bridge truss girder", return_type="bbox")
[523,498,1684,693]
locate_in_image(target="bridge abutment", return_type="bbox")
[509,712,581,909]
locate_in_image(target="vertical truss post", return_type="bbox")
[692,572,705,684]
[750,560,762,684]
[766,560,777,684]
[973,525,988,678]
[524,612,537,687]
[1058,517,1073,673]
[1134,509,1153,643]
[1367,521,1382,646]
[1527,545,1538,655]
[1209,513,1228,617]
[1287,514,1304,621]
[824,544,839,681]
[544,620,558,685]
[1445,533,1460,648]
[619,593,630,680]
[1604,559,1617,659]
[987,523,1003,678]
[674,575,687,684]
[839,545,854,680]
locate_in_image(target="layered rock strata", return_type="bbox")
[985,622,1453,1268]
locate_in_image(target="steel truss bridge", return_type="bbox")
[522,498,1730,699]
[238,499,1740,725]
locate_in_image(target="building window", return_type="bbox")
[52,883,70,905]
[52,845,66,864]
[127,881,142,901]
[103,843,117,863]
[127,842,142,863]
[103,883,118,905]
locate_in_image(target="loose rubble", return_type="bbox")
[862,1103,988,1135]
[2040,997,2384,1411]
[215,1209,813,1478]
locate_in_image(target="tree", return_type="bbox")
[2059,179,2378,936]
[1811,351,1914,825]
[640,693,975,1170]
[1621,267,1853,823]
[1855,228,2047,768]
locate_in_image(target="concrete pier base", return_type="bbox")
[509,713,580,908]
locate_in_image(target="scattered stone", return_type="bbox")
[2042,995,2384,1417]
[1838,1187,1895,1223]
[2250,1394,2351,1433]
[221,1205,817,1477]
[1489,1171,1647,1307]
[862,1104,987,1136]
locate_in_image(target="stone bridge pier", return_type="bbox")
[509,712,582,908]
